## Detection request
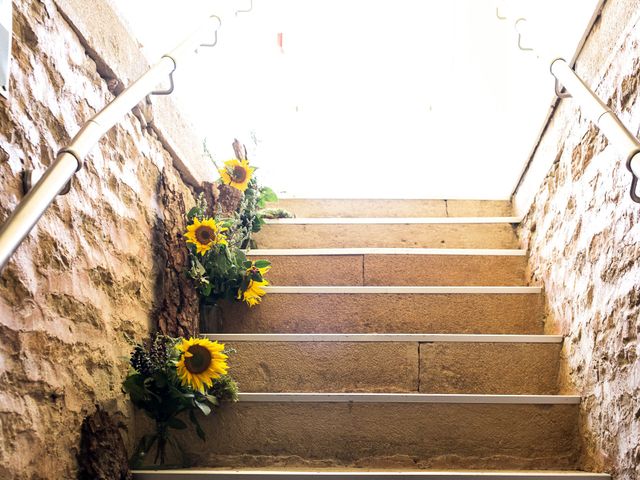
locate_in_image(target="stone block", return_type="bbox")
[185,402,580,470]
[419,343,561,394]
[364,254,527,286]
[267,199,513,218]
[248,255,363,286]
[226,341,419,392]
[214,292,545,334]
[254,224,519,249]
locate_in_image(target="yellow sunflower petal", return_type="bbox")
[218,158,254,192]
[184,217,227,255]
[239,278,269,307]
[176,337,230,393]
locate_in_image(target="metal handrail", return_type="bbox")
[500,8,640,203]
[0,15,222,271]
[551,58,640,203]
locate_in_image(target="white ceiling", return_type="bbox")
[111,0,600,199]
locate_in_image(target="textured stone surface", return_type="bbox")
[364,254,527,286]
[248,254,363,286]
[518,11,640,480]
[53,0,214,185]
[226,341,419,393]
[0,1,198,477]
[182,403,580,470]
[224,341,560,395]
[214,293,544,334]
[444,200,514,218]
[250,254,527,286]
[268,199,513,218]
[514,0,640,216]
[78,407,131,480]
[254,223,519,249]
[419,343,561,394]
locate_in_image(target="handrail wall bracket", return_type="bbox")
[626,151,640,203]
[550,58,640,203]
[0,14,223,271]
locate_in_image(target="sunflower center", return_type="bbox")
[231,165,247,183]
[195,225,216,245]
[184,345,212,374]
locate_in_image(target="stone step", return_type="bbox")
[247,248,528,286]
[132,469,611,479]
[267,198,514,218]
[170,394,581,471]
[207,287,544,334]
[209,334,561,394]
[254,219,519,249]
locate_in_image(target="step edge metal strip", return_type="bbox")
[203,333,562,344]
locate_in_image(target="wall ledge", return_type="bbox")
[52,0,216,187]
[512,0,640,218]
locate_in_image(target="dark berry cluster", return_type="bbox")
[149,335,170,370]
[130,344,153,376]
[130,334,173,377]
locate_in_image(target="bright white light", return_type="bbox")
[112,0,600,199]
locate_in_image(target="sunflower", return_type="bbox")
[219,159,255,192]
[184,217,227,255]
[176,338,228,393]
[238,278,269,307]
[247,261,271,277]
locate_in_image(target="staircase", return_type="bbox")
[133,199,610,479]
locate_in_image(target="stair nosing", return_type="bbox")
[262,286,541,294]
[235,393,580,405]
[264,217,522,225]
[245,248,527,256]
[131,469,610,479]
[204,333,562,343]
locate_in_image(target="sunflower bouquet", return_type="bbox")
[184,140,294,309]
[184,194,271,307]
[204,138,292,248]
[123,335,238,467]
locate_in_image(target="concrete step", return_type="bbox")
[207,286,544,335]
[253,219,520,249]
[169,393,580,471]
[267,198,514,218]
[247,248,528,286]
[133,468,611,479]
[209,334,561,394]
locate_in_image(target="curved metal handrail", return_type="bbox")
[0,15,222,271]
[550,58,640,203]
[502,8,640,203]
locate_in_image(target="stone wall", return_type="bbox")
[518,5,640,479]
[0,0,200,478]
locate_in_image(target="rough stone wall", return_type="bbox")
[518,10,640,480]
[0,0,199,478]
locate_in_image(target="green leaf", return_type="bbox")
[189,410,206,441]
[235,249,248,262]
[152,372,167,389]
[167,417,188,430]
[194,400,211,416]
[122,374,148,403]
[253,260,271,269]
[129,434,158,468]
[239,276,250,293]
[242,260,253,269]
[205,394,220,406]
[186,207,200,220]
[259,187,278,204]
[250,271,263,282]
[193,257,206,275]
